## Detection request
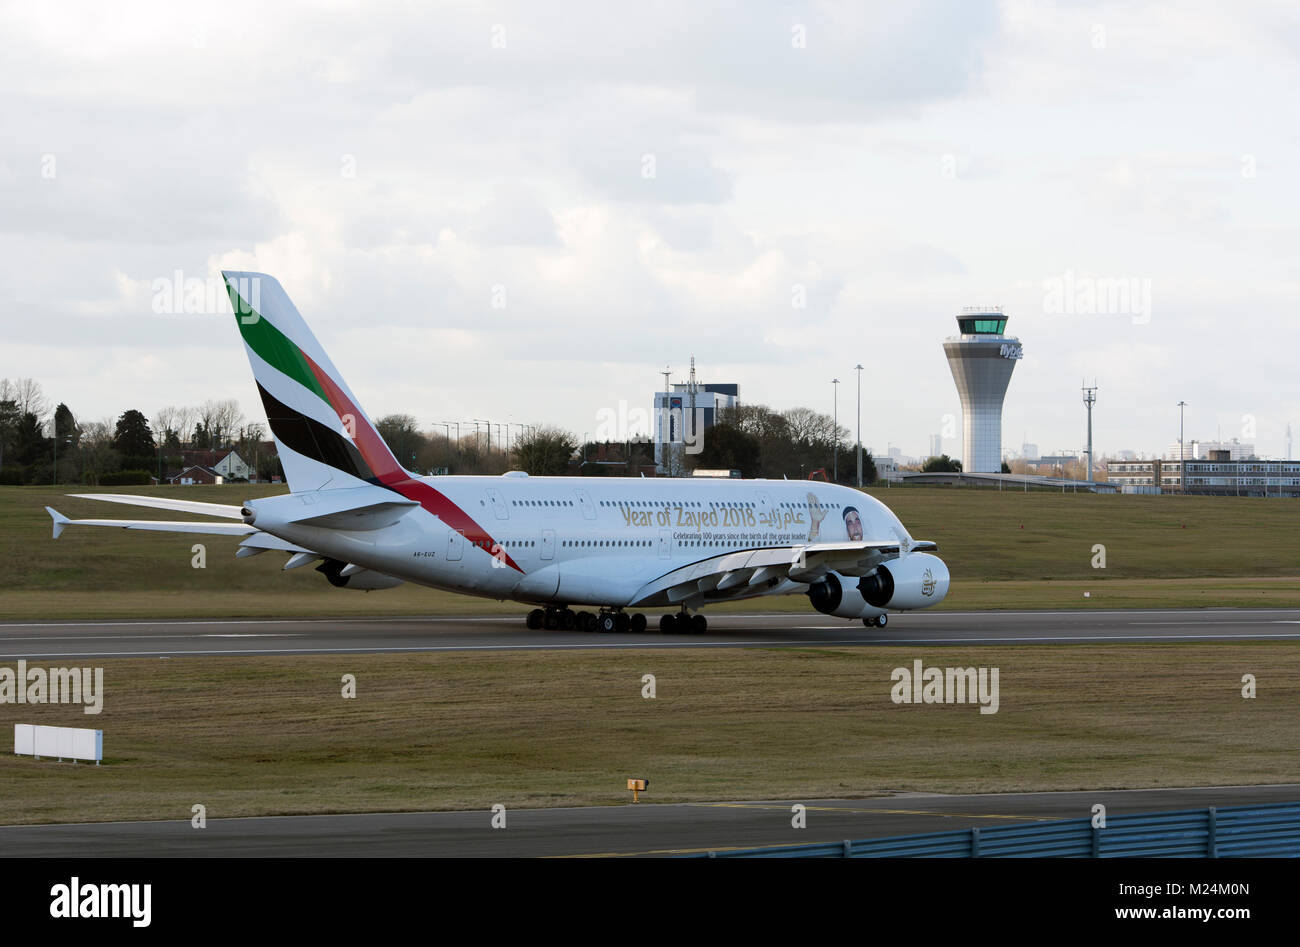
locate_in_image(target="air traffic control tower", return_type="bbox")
[942,308,1023,473]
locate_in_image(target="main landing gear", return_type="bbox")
[525,607,646,633]
[862,613,889,628]
[660,610,707,634]
[524,607,701,634]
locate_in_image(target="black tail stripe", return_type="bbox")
[256,383,376,482]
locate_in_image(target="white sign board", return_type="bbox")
[14,724,102,763]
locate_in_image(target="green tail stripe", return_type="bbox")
[225,282,329,403]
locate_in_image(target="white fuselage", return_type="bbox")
[247,475,915,610]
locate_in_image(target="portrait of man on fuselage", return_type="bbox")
[843,505,864,541]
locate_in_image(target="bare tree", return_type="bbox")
[198,399,244,448]
[79,419,120,484]
[5,378,49,420]
[154,405,188,444]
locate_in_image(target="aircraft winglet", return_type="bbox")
[46,507,70,540]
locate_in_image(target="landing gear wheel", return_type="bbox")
[526,609,544,630]
[877,613,888,628]
[659,614,678,634]
[690,614,708,634]
[598,613,617,633]
[577,611,595,632]
[560,609,576,631]
[629,613,647,634]
[615,612,630,633]
[544,609,560,631]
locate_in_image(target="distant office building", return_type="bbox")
[1021,442,1039,461]
[1198,439,1256,460]
[928,434,942,459]
[653,365,739,473]
[1033,453,1079,471]
[943,308,1023,473]
[1165,439,1256,461]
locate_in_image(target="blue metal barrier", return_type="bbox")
[686,801,1300,858]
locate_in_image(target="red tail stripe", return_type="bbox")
[300,352,523,573]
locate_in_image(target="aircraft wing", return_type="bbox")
[48,497,340,565]
[68,493,245,519]
[46,507,255,539]
[628,538,938,608]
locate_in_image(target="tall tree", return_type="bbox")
[197,399,243,449]
[53,403,80,447]
[0,398,18,470]
[78,419,120,485]
[7,378,48,420]
[112,409,156,469]
[376,414,424,470]
[13,411,47,466]
[513,426,577,476]
[695,422,761,475]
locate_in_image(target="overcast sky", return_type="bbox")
[2,0,1296,461]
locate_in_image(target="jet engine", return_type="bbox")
[315,558,405,590]
[856,552,949,610]
[808,553,949,617]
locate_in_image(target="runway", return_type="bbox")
[1,608,1299,658]
[1,785,1297,857]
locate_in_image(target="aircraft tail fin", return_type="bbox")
[222,272,410,493]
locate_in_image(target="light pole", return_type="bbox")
[854,364,864,487]
[1177,400,1187,494]
[440,421,461,456]
[832,378,840,482]
[1180,400,1190,496]
[1082,383,1097,482]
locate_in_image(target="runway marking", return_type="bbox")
[689,802,1053,821]
[1,608,1297,632]
[4,630,1300,659]
[0,617,525,629]
[1130,620,1300,626]
[199,633,301,638]
[0,634,305,642]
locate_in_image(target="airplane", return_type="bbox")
[46,271,949,634]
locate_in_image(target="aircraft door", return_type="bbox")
[485,488,509,520]
[541,529,556,561]
[658,528,671,559]
[447,529,465,561]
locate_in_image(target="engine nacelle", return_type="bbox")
[315,558,405,590]
[857,552,949,610]
[807,572,873,619]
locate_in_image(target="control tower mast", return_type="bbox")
[941,307,1023,473]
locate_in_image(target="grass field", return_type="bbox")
[2,484,1298,618]
[1,644,1295,825]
